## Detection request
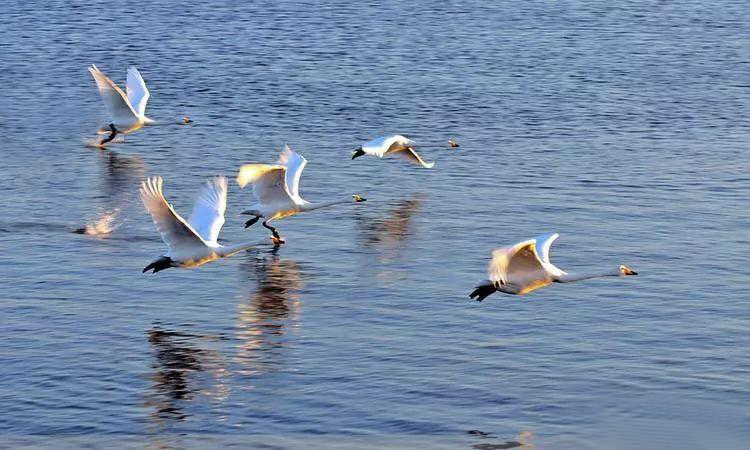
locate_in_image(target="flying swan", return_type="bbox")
[237,145,367,245]
[351,134,435,168]
[470,233,638,300]
[88,64,153,146]
[140,176,255,273]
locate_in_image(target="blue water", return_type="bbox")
[1,1,749,448]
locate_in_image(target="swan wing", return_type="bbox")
[126,66,150,117]
[534,232,566,276]
[140,177,207,253]
[362,135,394,156]
[277,145,307,203]
[187,177,227,245]
[489,238,551,293]
[89,65,138,124]
[237,164,293,206]
[390,147,435,168]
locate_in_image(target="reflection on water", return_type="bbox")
[73,208,121,236]
[145,327,229,429]
[77,151,147,236]
[357,194,422,250]
[235,253,303,376]
[470,430,535,450]
[100,151,146,198]
[355,195,421,283]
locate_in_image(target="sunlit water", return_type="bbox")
[1,1,749,448]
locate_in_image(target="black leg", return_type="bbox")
[262,220,281,239]
[100,123,118,145]
[244,216,260,228]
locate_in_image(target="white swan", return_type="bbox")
[140,176,255,273]
[88,64,153,146]
[351,134,435,168]
[237,145,367,245]
[470,233,638,300]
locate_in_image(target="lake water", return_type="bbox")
[1,1,749,448]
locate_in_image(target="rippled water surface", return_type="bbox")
[2,1,749,448]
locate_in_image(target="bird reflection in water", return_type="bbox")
[100,150,146,201]
[469,430,535,449]
[235,252,303,376]
[354,194,422,283]
[145,327,229,429]
[75,151,146,237]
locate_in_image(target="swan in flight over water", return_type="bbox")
[470,233,638,300]
[140,176,255,273]
[237,145,367,245]
[351,134,435,168]
[88,64,153,146]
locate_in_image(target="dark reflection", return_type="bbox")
[99,150,146,201]
[354,194,422,284]
[235,253,303,375]
[356,194,422,248]
[145,327,228,428]
[469,430,535,449]
[75,151,146,236]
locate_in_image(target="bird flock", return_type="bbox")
[88,65,638,300]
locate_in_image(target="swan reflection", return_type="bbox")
[145,327,229,428]
[99,150,146,201]
[235,253,303,376]
[355,195,421,283]
[76,151,146,236]
[357,195,422,250]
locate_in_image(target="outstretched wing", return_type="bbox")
[390,147,435,168]
[362,134,413,157]
[489,238,549,289]
[187,177,227,245]
[361,135,389,155]
[534,232,566,277]
[140,177,207,253]
[89,64,138,124]
[277,145,307,203]
[236,164,293,206]
[126,66,150,117]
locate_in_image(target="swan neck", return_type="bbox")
[556,267,622,283]
[301,197,351,212]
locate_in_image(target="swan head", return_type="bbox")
[351,148,365,160]
[449,139,460,148]
[619,265,638,276]
[352,194,367,202]
[183,116,193,124]
[143,256,173,274]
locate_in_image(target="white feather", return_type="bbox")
[126,66,151,118]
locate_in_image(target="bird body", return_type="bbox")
[352,134,435,168]
[140,176,254,273]
[238,146,366,244]
[470,233,637,300]
[89,65,153,144]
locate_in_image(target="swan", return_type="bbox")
[237,145,367,245]
[140,176,255,273]
[470,233,638,300]
[88,64,153,146]
[351,134,435,168]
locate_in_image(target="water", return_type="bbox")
[1,1,749,448]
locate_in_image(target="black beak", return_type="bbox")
[351,148,365,160]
